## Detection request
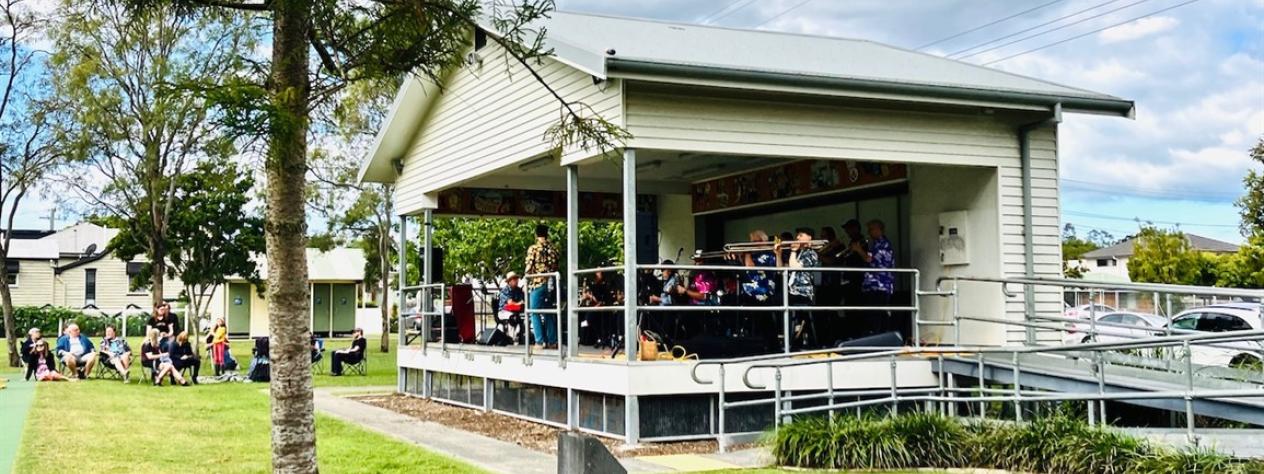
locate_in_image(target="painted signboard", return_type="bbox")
[691,160,907,214]
[436,188,654,219]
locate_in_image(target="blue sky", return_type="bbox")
[7,0,1262,245]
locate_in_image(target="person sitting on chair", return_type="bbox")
[330,328,367,376]
[170,331,201,384]
[21,328,43,381]
[30,340,69,382]
[497,272,526,343]
[147,303,179,342]
[142,328,187,386]
[311,334,324,364]
[55,323,96,380]
[99,326,132,382]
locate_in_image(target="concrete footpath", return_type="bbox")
[313,387,770,473]
[0,373,36,473]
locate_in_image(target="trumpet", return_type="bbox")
[693,239,830,260]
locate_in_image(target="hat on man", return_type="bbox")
[505,271,520,281]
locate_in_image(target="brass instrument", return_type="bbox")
[693,239,830,260]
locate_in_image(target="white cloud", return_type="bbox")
[1098,16,1181,44]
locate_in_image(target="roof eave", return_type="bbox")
[607,59,1135,118]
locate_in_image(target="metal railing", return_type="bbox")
[690,276,1264,452]
[399,282,446,351]
[522,271,562,362]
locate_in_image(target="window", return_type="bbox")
[3,272,16,287]
[126,262,148,295]
[84,268,97,306]
[1200,313,1253,332]
[1099,314,1126,324]
[3,260,16,287]
[1171,315,1199,331]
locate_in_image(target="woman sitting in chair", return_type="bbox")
[330,328,367,376]
[170,331,201,384]
[30,340,69,382]
[142,328,187,386]
[99,326,132,382]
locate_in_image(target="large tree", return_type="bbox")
[124,0,625,469]
[1128,226,1214,286]
[48,1,253,307]
[0,0,58,367]
[1238,137,1264,238]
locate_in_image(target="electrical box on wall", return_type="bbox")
[938,210,969,266]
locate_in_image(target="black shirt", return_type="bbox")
[148,315,178,337]
[171,340,197,362]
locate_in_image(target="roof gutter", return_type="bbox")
[1018,103,1062,345]
[607,59,1135,118]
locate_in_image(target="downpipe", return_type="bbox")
[1017,104,1062,345]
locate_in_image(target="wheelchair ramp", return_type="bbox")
[937,352,1264,426]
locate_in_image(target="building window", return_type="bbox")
[84,268,97,307]
[126,261,149,295]
[3,260,16,287]
[1096,258,1116,267]
[3,272,16,287]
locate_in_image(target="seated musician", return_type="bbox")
[737,230,777,304]
[580,268,615,346]
[687,251,720,306]
[648,260,687,305]
[497,272,526,342]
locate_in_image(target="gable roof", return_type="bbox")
[234,248,366,282]
[1081,233,1241,259]
[360,10,1135,183]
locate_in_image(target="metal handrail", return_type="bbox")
[936,275,1264,299]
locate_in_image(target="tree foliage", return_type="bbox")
[1237,137,1264,238]
[1128,226,1207,285]
[47,1,256,305]
[430,217,623,287]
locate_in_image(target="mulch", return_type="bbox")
[355,393,726,457]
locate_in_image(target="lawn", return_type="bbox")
[2,335,478,473]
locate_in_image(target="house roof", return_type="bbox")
[359,10,1134,184]
[6,238,60,260]
[1081,233,1241,259]
[238,248,367,282]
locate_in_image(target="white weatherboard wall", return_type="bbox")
[393,42,623,215]
[657,193,695,259]
[7,262,56,307]
[624,89,1062,333]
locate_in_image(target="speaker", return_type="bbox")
[477,328,511,346]
[417,247,444,282]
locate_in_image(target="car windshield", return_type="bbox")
[1171,316,1198,331]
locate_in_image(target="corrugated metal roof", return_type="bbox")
[1081,233,1241,259]
[245,248,366,282]
[7,238,59,260]
[540,11,1127,105]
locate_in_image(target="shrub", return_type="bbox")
[771,413,1255,474]
[3,306,147,337]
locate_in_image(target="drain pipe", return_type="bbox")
[1018,103,1062,345]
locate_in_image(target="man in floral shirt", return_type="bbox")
[852,219,897,339]
[778,227,821,348]
[524,224,559,348]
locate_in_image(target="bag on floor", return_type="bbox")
[224,348,239,372]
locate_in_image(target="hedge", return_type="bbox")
[2,305,150,337]
[771,413,1264,474]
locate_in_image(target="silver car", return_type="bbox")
[1167,303,1264,369]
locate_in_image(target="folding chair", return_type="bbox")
[345,355,367,376]
[94,353,123,380]
[311,338,327,375]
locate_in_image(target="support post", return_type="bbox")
[566,165,580,358]
[398,214,407,357]
[622,149,638,362]
[423,209,434,353]
[625,395,639,446]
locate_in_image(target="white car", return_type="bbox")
[1064,303,1117,321]
[1063,311,1168,345]
[1167,303,1263,369]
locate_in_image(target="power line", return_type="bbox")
[947,0,1128,58]
[915,0,1065,50]
[754,0,815,28]
[982,0,1201,65]
[702,0,759,24]
[696,0,747,24]
[1064,209,1237,228]
[957,0,1153,60]
[1062,178,1241,200]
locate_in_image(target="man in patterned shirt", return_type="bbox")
[524,224,559,349]
[853,219,897,339]
[777,227,821,348]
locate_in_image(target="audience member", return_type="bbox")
[142,328,187,386]
[99,326,132,382]
[21,328,42,381]
[330,328,367,376]
[30,340,69,382]
[55,323,97,379]
[147,303,179,341]
[209,318,229,376]
[170,331,201,384]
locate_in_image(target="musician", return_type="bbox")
[853,219,897,338]
[738,230,777,304]
[580,268,615,347]
[776,228,821,348]
[649,260,687,306]
[686,251,720,306]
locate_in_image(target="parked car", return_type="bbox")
[1063,311,1168,345]
[1064,303,1116,321]
[1166,303,1263,369]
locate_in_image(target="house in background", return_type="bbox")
[207,248,367,337]
[4,222,177,312]
[1069,233,1240,283]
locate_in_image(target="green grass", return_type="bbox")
[2,335,479,472]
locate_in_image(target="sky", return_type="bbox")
[8,0,1263,245]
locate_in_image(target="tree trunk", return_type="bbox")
[379,213,391,353]
[1,260,18,368]
[150,244,166,307]
[267,1,316,472]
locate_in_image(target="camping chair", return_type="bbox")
[345,353,367,376]
[94,352,124,380]
[311,338,326,374]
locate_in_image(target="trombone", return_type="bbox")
[693,239,830,260]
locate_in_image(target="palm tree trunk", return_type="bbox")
[267,1,316,471]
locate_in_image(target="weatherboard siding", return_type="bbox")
[8,261,56,307]
[394,43,623,215]
[624,90,1062,339]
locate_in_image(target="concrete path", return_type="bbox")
[313,387,556,474]
[314,387,772,473]
[0,373,36,474]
